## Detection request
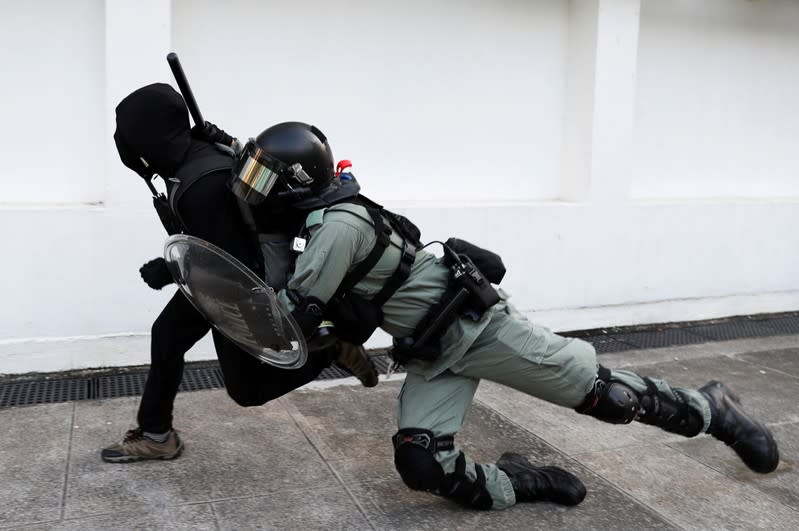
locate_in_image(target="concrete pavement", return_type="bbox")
[2,335,798,530]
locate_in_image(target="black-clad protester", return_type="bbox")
[102,83,377,462]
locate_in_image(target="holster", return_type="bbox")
[390,238,503,365]
[153,195,182,235]
[389,285,470,365]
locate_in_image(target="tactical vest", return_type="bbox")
[303,200,422,344]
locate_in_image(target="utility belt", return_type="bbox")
[389,238,505,365]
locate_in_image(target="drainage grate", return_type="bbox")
[180,366,225,392]
[95,372,148,399]
[0,378,90,407]
[580,336,638,353]
[610,329,708,349]
[762,316,799,335]
[685,321,785,342]
[321,354,405,380]
[1,312,797,408]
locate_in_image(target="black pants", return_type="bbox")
[137,290,331,432]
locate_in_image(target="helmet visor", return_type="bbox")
[230,140,286,205]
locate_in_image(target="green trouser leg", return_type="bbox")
[397,370,517,510]
[397,301,712,510]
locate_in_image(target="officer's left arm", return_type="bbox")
[278,218,366,311]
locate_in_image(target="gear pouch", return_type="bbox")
[325,292,383,344]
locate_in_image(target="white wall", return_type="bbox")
[0,0,105,204]
[632,0,799,199]
[1,0,798,375]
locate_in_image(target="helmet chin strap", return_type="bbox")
[277,186,314,201]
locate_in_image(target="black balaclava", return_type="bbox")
[114,83,192,179]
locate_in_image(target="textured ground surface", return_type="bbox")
[2,335,798,530]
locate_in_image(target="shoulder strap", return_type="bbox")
[371,237,415,307]
[167,152,233,226]
[334,206,416,306]
[337,208,391,293]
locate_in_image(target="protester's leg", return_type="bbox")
[214,330,333,407]
[137,291,210,432]
[103,291,207,463]
[454,302,778,473]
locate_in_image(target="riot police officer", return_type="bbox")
[238,121,780,510]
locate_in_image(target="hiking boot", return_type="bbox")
[335,341,379,387]
[699,381,779,473]
[497,452,586,506]
[101,428,184,463]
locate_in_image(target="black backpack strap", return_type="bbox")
[372,237,415,307]
[167,152,233,227]
[337,208,392,293]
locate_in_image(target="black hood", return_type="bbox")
[114,83,191,178]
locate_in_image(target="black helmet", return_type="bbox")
[230,121,335,205]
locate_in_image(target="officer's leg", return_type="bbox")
[459,302,777,473]
[576,366,779,473]
[395,370,586,510]
[137,290,210,432]
[394,370,507,509]
[214,330,333,407]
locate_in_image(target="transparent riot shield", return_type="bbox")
[163,234,307,369]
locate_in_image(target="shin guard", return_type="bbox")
[577,366,703,437]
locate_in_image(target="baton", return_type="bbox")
[167,52,204,126]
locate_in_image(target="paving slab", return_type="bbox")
[63,391,338,519]
[669,421,799,510]
[737,347,799,379]
[212,486,372,531]
[578,444,799,530]
[21,505,217,531]
[0,402,73,528]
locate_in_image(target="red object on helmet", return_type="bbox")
[336,159,352,177]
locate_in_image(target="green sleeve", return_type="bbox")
[278,218,367,310]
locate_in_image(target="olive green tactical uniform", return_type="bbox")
[278,203,712,510]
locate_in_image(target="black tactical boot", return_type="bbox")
[496,452,586,506]
[699,381,779,473]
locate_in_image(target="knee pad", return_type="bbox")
[576,366,640,424]
[392,429,493,510]
[392,429,451,491]
[577,367,703,437]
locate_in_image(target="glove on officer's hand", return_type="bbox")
[191,121,238,149]
[139,257,174,290]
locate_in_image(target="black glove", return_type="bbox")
[139,257,174,290]
[191,121,236,148]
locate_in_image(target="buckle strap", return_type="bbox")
[392,428,455,454]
